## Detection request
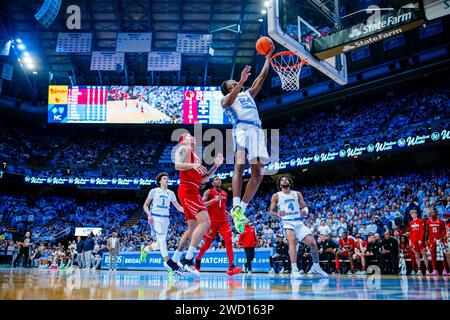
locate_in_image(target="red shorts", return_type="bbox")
[338,250,352,258]
[205,219,232,240]
[411,241,425,252]
[427,239,441,251]
[178,186,207,220]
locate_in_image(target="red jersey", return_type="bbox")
[446,222,450,234]
[426,218,446,241]
[207,188,227,221]
[354,239,367,253]
[179,148,202,188]
[339,237,355,252]
[238,225,257,248]
[399,243,412,256]
[407,218,425,242]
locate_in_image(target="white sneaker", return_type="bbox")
[310,264,329,278]
[299,270,305,274]
[268,268,274,274]
[176,261,184,270]
[247,271,252,275]
[291,270,302,279]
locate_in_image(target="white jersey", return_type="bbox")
[222,91,262,128]
[147,188,176,218]
[276,191,302,222]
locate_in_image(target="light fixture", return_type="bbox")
[264,1,271,7]
[258,18,264,22]
[32,71,38,74]
[23,56,33,64]
[261,9,267,14]
[23,52,30,57]
[16,38,22,43]
[17,43,26,50]
[27,64,35,70]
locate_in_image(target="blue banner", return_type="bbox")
[351,46,370,62]
[101,249,273,272]
[383,34,405,51]
[420,20,443,39]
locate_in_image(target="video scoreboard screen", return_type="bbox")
[48,85,230,125]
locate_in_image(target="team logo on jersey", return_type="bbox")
[397,138,406,147]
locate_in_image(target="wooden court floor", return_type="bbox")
[0,268,448,300]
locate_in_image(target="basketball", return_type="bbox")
[256,36,274,55]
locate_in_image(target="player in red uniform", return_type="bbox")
[165,133,223,276]
[352,234,368,275]
[194,176,242,276]
[405,209,429,276]
[336,231,355,274]
[426,208,448,276]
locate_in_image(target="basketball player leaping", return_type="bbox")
[165,133,223,276]
[140,172,184,271]
[194,176,242,276]
[220,43,274,233]
[270,176,328,279]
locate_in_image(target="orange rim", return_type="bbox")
[270,51,307,70]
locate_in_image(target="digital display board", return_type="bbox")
[48,85,230,125]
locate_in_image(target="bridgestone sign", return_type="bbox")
[311,7,425,60]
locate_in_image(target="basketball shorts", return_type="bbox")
[205,220,232,240]
[178,187,207,220]
[233,124,269,164]
[411,241,425,253]
[151,215,170,236]
[282,220,311,241]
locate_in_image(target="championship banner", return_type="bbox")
[0,40,11,56]
[176,34,212,55]
[423,0,450,20]
[101,249,273,272]
[1,63,13,81]
[116,33,152,52]
[56,33,92,53]
[147,52,182,71]
[90,51,125,71]
[311,6,425,59]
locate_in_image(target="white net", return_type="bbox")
[270,51,304,91]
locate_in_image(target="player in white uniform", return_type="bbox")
[141,172,184,270]
[270,176,328,279]
[220,44,274,232]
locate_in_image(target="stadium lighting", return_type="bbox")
[17,43,26,50]
[264,1,271,7]
[26,63,35,70]
[32,71,38,74]
[261,9,267,14]
[23,52,30,57]
[16,38,22,43]
[258,18,264,22]
[23,56,33,64]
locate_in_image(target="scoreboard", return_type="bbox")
[48,85,230,125]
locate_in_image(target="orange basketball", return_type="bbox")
[256,36,273,55]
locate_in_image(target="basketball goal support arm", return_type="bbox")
[266,0,348,85]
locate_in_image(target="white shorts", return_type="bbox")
[282,220,311,241]
[233,124,269,164]
[151,216,170,237]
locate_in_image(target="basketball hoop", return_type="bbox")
[270,51,306,91]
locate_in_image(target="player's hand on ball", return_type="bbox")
[214,153,224,167]
[239,65,251,84]
[266,42,275,58]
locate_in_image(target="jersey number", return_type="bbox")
[432,227,437,234]
[161,198,166,206]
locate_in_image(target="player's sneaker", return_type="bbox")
[268,268,274,274]
[139,245,147,263]
[226,265,242,276]
[181,258,200,276]
[195,259,201,272]
[231,206,247,233]
[409,270,416,275]
[291,270,302,279]
[310,263,329,278]
[166,259,185,276]
[425,269,431,276]
[430,270,439,276]
[442,269,448,276]
[416,270,423,276]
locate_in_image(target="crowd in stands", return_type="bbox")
[1,166,448,274]
[1,85,449,181]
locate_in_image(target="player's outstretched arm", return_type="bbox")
[247,44,275,98]
[201,153,223,184]
[221,66,251,108]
